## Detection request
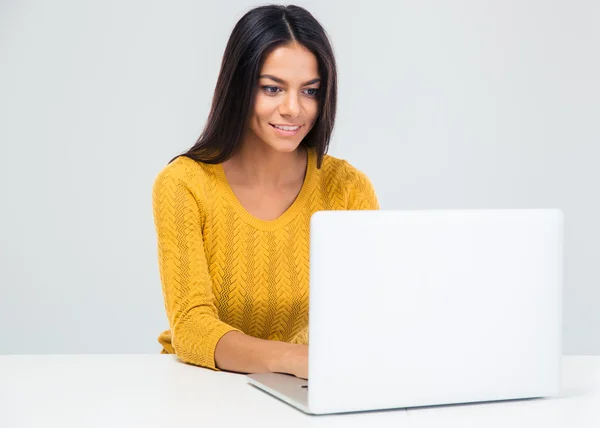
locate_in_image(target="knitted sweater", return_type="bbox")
[152,147,379,370]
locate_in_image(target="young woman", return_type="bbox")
[152,4,378,380]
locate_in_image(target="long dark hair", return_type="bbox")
[171,4,337,168]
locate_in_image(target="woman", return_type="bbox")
[152,4,378,380]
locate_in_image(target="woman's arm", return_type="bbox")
[215,331,308,378]
[153,162,307,377]
[153,164,239,369]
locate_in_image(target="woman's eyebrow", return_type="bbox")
[259,74,321,86]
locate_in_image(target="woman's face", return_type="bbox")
[245,43,321,154]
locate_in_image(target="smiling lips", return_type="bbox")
[271,123,302,136]
[272,124,301,130]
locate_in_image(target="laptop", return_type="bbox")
[247,209,563,415]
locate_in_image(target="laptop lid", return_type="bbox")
[306,209,563,414]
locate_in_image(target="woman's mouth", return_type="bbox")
[270,123,302,137]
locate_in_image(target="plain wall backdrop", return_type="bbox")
[0,0,598,354]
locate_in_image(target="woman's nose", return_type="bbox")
[279,92,301,117]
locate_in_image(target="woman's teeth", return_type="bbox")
[273,125,300,131]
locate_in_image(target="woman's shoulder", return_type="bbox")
[152,155,219,207]
[318,151,379,210]
[319,151,372,184]
[154,155,215,187]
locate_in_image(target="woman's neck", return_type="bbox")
[225,137,307,188]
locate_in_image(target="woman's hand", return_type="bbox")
[216,331,308,378]
[288,344,308,379]
[269,343,308,379]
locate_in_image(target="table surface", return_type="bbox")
[1,354,599,428]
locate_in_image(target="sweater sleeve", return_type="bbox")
[343,162,380,210]
[152,163,240,370]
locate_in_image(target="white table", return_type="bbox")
[1,355,599,428]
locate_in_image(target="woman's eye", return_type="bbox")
[261,86,319,97]
[262,86,280,94]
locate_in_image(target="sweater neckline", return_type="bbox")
[213,147,317,231]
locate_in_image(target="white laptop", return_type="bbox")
[247,209,563,415]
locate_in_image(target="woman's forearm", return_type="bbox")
[215,331,308,377]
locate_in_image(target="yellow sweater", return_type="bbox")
[152,147,379,370]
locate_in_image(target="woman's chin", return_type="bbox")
[266,140,302,154]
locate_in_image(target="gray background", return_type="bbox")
[0,0,598,355]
